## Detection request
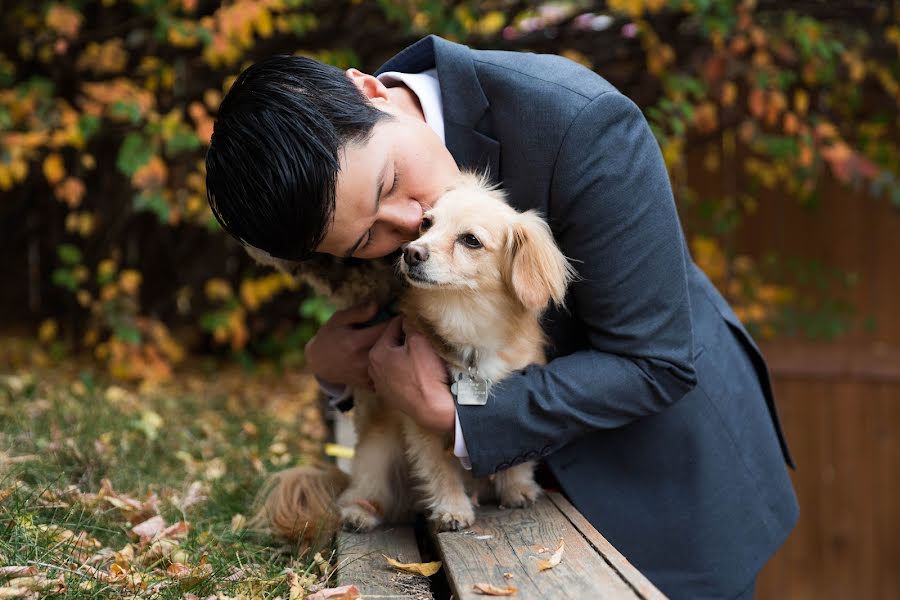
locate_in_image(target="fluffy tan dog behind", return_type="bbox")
[248,172,575,540]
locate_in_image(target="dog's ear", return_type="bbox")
[244,244,300,276]
[506,211,575,311]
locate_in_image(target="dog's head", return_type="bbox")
[399,172,574,312]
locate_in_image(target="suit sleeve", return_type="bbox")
[456,91,698,478]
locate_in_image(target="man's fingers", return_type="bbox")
[371,316,404,353]
[353,318,392,347]
[328,301,378,327]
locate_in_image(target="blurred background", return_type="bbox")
[0,1,898,598]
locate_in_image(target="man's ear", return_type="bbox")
[506,211,575,312]
[345,68,389,102]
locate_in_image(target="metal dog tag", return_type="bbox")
[451,372,490,406]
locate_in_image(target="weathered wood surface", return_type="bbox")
[431,493,667,600]
[336,526,433,599]
[546,491,667,600]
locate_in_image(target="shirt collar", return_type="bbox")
[377,68,445,144]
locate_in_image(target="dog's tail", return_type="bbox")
[249,464,350,543]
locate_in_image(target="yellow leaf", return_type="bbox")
[46,3,83,38]
[43,153,65,185]
[535,538,565,571]
[55,176,85,208]
[38,319,58,343]
[205,278,233,301]
[324,443,354,459]
[383,555,442,577]
[472,583,518,596]
[720,81,737,107]
[118,270,142,296]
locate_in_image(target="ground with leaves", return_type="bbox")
[0,345,340,599]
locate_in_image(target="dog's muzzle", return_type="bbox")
[403,243,429,266]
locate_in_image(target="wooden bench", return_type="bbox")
[329,410,667,599]
[334,491,666,599]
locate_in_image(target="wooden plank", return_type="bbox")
[546,491,667,600]
[336,527,433,599]
[430,493,654,600]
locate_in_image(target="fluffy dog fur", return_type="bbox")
[248,172,574,540]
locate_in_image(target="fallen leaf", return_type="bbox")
[287,572,303,600]
[0,586,29,598]
[160,520,191,540]
[382,555,442,577]
[6,575,65,592]
[536,538,565,571]
[503,572,514,579]
[177,481,208,512]
[0,567,36,579]
[305,585,361,600]
[473,583,518,595]
[132,515,166,541]
[230,513,246,532]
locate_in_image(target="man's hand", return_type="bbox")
[305,302,390,390]
[369,317,456,434]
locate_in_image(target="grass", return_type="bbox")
[0,358,337,599]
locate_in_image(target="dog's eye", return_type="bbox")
[460,233,482,249]
[420,216,433,232]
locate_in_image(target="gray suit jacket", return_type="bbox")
[377,36,799,599]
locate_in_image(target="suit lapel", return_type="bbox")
[376,36,501,184]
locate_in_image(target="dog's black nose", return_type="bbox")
[404,244,429,266]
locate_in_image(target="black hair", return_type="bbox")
[206,55,388,260]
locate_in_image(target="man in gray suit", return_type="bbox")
[206,35,799,599]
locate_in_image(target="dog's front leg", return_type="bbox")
[494,461,542,508]
[401,417,475,532]
[336,416,409,532]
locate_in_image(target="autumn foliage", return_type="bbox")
[1,0,898,381]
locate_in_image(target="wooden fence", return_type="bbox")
[756,342,900,599]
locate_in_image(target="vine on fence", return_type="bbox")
[1,0,897,380]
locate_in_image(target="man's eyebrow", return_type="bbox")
[344,159,387,258]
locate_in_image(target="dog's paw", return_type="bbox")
[432,508,475,531]
[498,479,542,509]
[339,504,381,532]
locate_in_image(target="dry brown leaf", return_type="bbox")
[6,575,65,593]
[382,555,442,577]
[160,520,191,539]
[132,515,166,541]
[503,572,514,579]
[177,481,207,512]
[473,583,518,595]
[305,585,361,600]
[287,571,303,600]
[0,567,36,579]
[166,560,212,585]
[536,538,565,571]
[0,586,29,598]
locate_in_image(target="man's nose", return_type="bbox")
[382,199,423,236]
[404,243,429,266]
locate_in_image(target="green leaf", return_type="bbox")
[57,244,83,265]
[51,268,78,292]
[165,130,201,155]
[114,324,142,345]
[110,101,143,124]
[133,190,171,223]
[200,311,228,332]
[77,114,101,140]
[117,133,154,177]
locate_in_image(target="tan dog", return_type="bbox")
[250,172,574,539]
